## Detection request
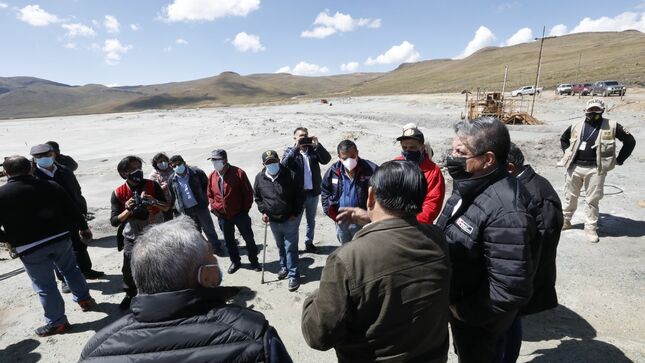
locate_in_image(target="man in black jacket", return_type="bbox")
[79,216,292,363]
[436,117,538,363]
[255,150,305,291]
[46,141,79,172]
[0,156,95,337]
[498,143,564,363]
[281,127,332,252]
[30,144,104,291]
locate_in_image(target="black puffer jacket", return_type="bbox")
[79,288,292,363]
[436,168,538,325]
[517,165,563,315]
[254,165,305,223]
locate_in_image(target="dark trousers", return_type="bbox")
[497,315,522,363]
[162,210,174,222]
[218,212,259,264]
[55,231,92,281]
[121,239,137,297]
[450,309,517,363]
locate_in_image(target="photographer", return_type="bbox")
[110,155,170,310]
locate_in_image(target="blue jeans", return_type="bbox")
[20,238,91,326]
[218,212,259,264]
[270,217,300,279]
[299,192,319,245]
[336,223,362,244]
[184,205,221,250]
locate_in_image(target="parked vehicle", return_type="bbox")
[572,83,593,96]
[511,86,543,97]
[592,80,626,97]
[556,84,573,95]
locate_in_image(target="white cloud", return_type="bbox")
[62,23,96,38]
[365,41,420,66]
[341,61,359,72]
[176,38,188,44]
[301,10,381,39]
[104,15,120,34]
[130,23,140,31]
[549,24,568,36]
[455,26,496,59]
[164,46,174,52]
[0,2,8,9]
[63,42,77,49]
[497,2,519,12]
[161,0,260,22]
[570,11,645,33]
[231,31,265,52]
[503,27,533,46]
[274,61,330,76]
[102,38,132,65]
[17,5,59,26]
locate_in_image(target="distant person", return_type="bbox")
[281,127,332,252]
[30,144,104,295]
[320,140,378,244]
[0,156,95,336]
[436,117,538,363]
[394,124,445,223]
[149,152,175,222]
[255,150,305,292]
[302,161,451,362]
[206,149,260,274]
[168,155,224,256]
[79,216,293,363]
[110,156,170,310]
[558,98,636,242]
[46,141,78,172]
[498,143,564,363]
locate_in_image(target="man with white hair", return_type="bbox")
[80,216,292,362]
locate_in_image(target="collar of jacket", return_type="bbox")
[354,216,419,239]
[394,153,435,171]
[453,167,507,202]
[131,287,241,322]
[517,164,537,184]
[6,175,35,183]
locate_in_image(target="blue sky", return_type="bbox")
[1,0,644,86]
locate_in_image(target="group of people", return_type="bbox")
[0,98,636,362]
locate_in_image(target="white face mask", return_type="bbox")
[342,157,358,171]
[212,160,225,172]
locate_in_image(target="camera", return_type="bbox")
[130,191,154,220]
[299,137,313,145]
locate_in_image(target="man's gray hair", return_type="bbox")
[507,143,525,167]
[131,216,212,294]
[454,117,510,164]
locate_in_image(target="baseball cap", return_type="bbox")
[30,144,53,156]
[396,125,425,143]
[585,99,606,111]
[261,150,279,164]
[207,149,227,160]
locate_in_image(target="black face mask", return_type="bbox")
[402,150,422,163]
[585,112,603,123]
[127,169,144,185]
[445,156,472,180]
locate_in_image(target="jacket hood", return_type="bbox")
[132,287,241,322]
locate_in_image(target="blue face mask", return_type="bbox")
[401,150,422,163]
[174,164,186,175]
[36,156,55,168]
[266,163,280,176]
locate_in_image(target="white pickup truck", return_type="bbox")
[511,85,543,97]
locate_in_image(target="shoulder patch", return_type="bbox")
[456,217,474,235]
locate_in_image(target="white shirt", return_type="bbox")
[37,164,58,178]
[176,172,198,209]
[300,149,313,190]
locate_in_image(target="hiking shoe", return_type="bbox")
[84,270,105,280]
[227,262,241,274]
[61,281,71,294]
[585,229,599,243]
[277,267,288,280]
[78,298,96,312]
[562,220,572,230]
[250,261,262,272]
[35,322,71,337]
[305,243,317,253]
[119,296,132,310]
[288,278,300,292]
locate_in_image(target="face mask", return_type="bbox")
[342,157,358,171]
[585,112,603,123]
[173,164,186,175]
[212,160,225,172]
[445,156,473,180]
[402,150,422,163]
[36,156,55,168]
[127,169,144,184]
[157,161,168,171]
[197,264,222,288]
[266,163,280,176]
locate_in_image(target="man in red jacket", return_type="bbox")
[394,125,445,224]
[206,149,260,274]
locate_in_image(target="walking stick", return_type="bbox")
[261,221,268,284]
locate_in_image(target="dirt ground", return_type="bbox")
[0,91,644,362]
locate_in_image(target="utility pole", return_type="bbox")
[531,26,547,117]
[502,65,509,95]
[577,51,582,99]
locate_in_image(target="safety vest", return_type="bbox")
[558,118,617,174]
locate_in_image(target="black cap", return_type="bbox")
[207,149,227,160]
[261,150,279,164]
[30,144,53,156]
[396,126,425,143]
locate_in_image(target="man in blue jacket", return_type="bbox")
[321,140,378,244]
